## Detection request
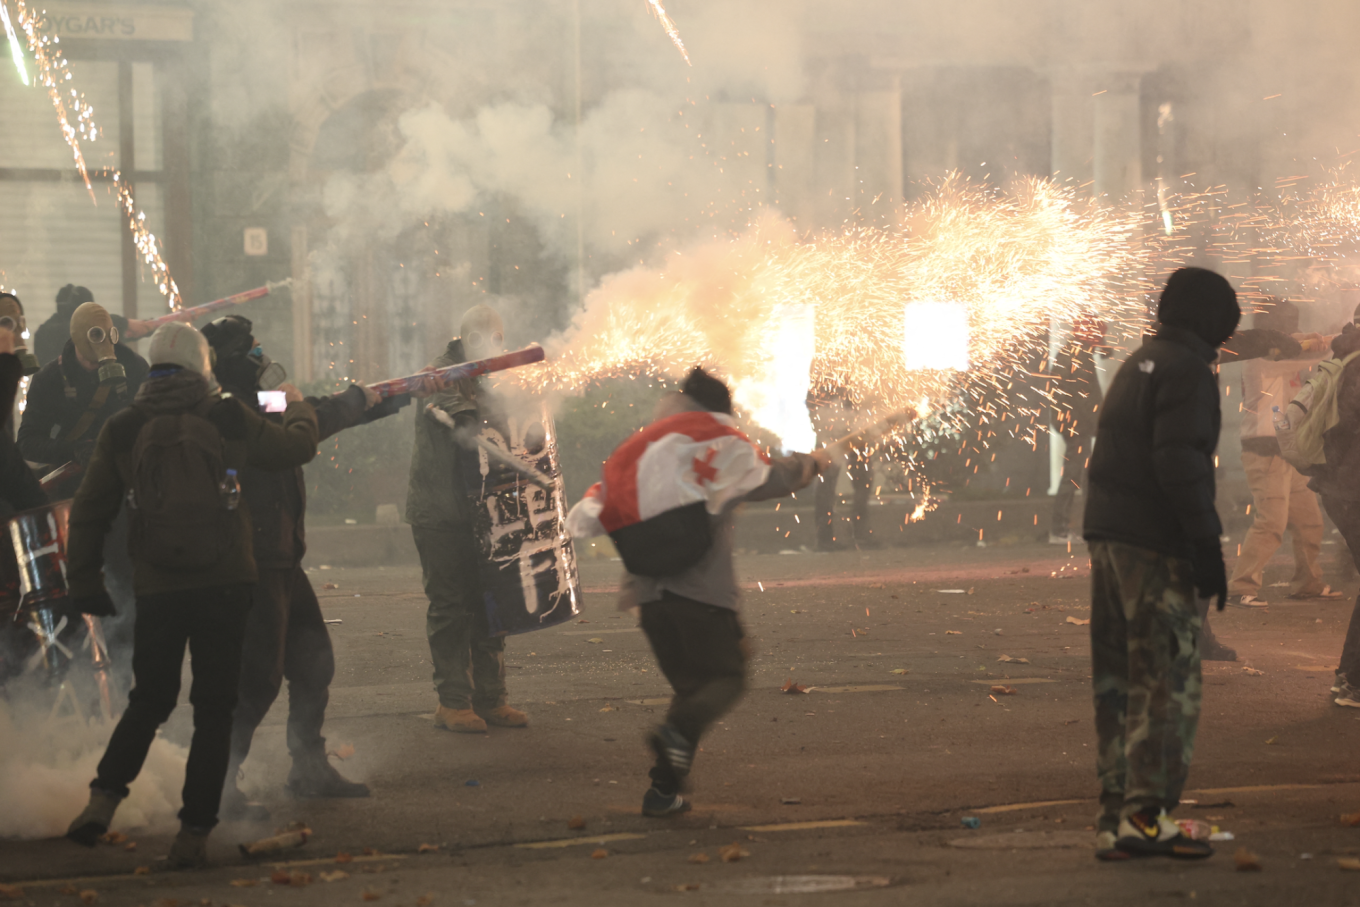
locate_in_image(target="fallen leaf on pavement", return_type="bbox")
[361,887,383,900]
[599,705,617,712]
[133,866,150,875]
[997,655,1030,664]
[1242,667,1265,676]
[868,583,884,589]
[322,582,339,590]
[416,894,436,907]
[576,619,590,623]
[688,853,709,864]
[719,842,750,863]
[329,743,356,759]
[79,892,98,905]
[587,638,604,644]
[320,871,350,882]
[889,668,910,675]
[945,630,962,635]
[362,847,380,856]
[1234,848,1261,871]
[675,883,701,891]
[990,685,1019,695]
[780,678,809,694]
[0,885,23,901]
[99,830,126,844]
[1340,812,1360,827]
[1338,857,1360,871]
[590,848,608,859]
[1065,616,1090,626]
[781,797,801,805]
[568,816,586,830]
[124,841,137,851]
[417,843,440,853]
[1265,736,1279,745]
[336,852,354,863]
[229,880,258,888]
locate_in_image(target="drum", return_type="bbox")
[460,405,581,636]
[0,521,21,622]
[9,500,72,607]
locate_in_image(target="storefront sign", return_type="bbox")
[44,5,193,42]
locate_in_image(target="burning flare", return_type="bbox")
[646,0,691,66]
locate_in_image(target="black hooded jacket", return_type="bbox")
[1083,268,1241,558]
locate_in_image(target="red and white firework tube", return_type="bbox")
[139,278,293,332]
[368,344,546,400]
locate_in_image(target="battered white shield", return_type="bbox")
[460,405,582,636]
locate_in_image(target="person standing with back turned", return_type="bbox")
[1082,267,1240,861]
[62,323,319,868]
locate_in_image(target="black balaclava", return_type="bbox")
[1157,267,1241,349]
[681,367,733,415]
[202,314,263,393]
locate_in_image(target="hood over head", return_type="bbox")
[1156,267,1241,349]
[55,284,94,316]
[147,322,219,393]
[459,305,505,360]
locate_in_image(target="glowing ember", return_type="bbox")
[645,0,691,66]
[901,301,969,371]
[1,1,27,86]
[114,173,182,310]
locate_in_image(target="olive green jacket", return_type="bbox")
[66,369,319,598]
[404,339,483,529]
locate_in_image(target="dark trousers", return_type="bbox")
[413,524,506,711]
[814,453,871,546]
[1320,496,1360,681]
[92,584,252,829]
[229,566,334,772]
[639,593,747,794]
[1050,432,1089,535]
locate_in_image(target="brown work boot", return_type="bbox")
[476,704,528,728]
[434,705,487,734]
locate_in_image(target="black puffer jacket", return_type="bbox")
[1308,326,1360,504]
[1083,268,1240,558]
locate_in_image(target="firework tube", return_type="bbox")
[39,460,81,492]
[822,410,918,460]
[139,278,294,333]
[426,405,554,490]
[238,827,311,856]
[369,344,545,400]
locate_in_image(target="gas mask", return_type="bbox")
[250,344,287,390]
[203,314,286,392]
[460,305,505,360]
[0,294,39,375]
[70,302,125,385]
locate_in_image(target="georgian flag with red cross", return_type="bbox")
[565,410,772,539]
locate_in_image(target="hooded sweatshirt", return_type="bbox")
[1308,325,1360,504]
[65,368,319,598]
[1083,267,1241,558]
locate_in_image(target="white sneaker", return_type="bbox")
[1232,594,1269,608]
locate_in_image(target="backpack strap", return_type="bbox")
[62,384,112,443]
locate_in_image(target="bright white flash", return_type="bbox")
[902,300,969,371]
[1,3,28,86]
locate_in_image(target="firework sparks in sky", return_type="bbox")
[646,0,691,66]
[1,1,27,86]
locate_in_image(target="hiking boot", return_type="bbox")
[1333,671,1347,694]
[220,781,271,821]
[648,724,695,778]
[1114,809,1213,859]
[165,825,210,869]
[1335,681,1360,708]
[66,788,122,846]
[475,704,528,728]
[287,751,370,799]
[642,787,692,818]
[434,705,487,734]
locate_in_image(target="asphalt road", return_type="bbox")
[4,539,1360,906]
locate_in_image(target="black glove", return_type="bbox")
[68,591,116,618]
[1191,539,1228,611]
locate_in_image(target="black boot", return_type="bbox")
[287,749,370,799]
[1197,597,1237,662]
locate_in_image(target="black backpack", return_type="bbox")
[609,501,713,577]
[127,402,232,571]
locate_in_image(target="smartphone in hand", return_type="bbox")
[258,390,288,413]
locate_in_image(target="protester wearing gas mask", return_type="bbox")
[0,292,42,377]
[33,284,153,368]
[0,324,46,517]
[407,304,531,735]
[201,314,412,816]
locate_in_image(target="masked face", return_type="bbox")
[70,302,125,384]
[249,344,287,390]
[460,305,505,360]
[0,294,38,375]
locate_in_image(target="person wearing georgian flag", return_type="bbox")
[567,367,829,818]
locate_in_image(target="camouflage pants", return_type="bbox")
[1089,540,1203,831]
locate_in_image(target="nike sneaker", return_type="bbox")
[1114,808,1213,859]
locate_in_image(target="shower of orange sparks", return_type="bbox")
[646,0,691,66]
[14,2,182,310]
